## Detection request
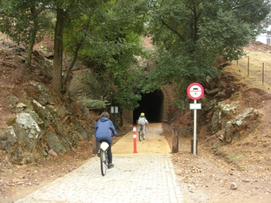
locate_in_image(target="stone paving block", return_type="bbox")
[15,155,183,203]
[15,124,183,203]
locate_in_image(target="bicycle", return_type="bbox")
[138,125,145,141]
[99,141,109,176]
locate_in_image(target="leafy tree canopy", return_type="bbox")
[0,0,54,66]
[63,0,149,110]
[0,0,270,111]
[142,0,271,102]
[0,0,148,110]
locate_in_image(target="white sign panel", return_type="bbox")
[111,106,118,113]
[190,103,202,110]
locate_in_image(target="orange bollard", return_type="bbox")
[133,126,137,153]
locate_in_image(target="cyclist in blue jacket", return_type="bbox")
[95,111,118,169]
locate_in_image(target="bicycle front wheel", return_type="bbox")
[100,150,107,176]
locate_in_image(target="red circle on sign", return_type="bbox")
[187,83,204,100]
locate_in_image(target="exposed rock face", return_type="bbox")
[176,70,271,146]
[0,81,94,164]
[0,127,17,152]
[0,40,106,165]
[218,107,259,143]
[198,71,268,144]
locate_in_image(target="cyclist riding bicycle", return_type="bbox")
[95,111,118,169]
[137,112,149,139]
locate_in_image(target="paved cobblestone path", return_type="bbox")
[16,123,183,203]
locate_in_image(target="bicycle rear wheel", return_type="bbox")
[138,130,142,141]
[100,150,107,176]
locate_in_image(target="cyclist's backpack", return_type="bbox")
[138,117,145,125]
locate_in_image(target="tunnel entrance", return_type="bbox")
[133,90,164,124]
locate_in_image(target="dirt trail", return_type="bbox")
[113,123,171,155]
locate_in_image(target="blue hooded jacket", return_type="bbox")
[95,117,117,144]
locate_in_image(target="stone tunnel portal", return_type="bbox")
[133,90,164,124]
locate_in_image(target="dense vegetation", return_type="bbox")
[0,0,270,111]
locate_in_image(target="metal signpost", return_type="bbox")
[187,83,204,155]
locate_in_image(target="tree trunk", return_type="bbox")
[62,42,82,89]
[26,30,36,67]
[26,6,38,67]
[62,17,91,91]
[52,8,65,93]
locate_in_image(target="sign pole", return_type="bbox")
[187,82,204,156]
[193,100,197,155]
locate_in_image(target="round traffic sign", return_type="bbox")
[187,83,204,100]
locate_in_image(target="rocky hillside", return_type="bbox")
[173,63,271,170]
[0,39,100,166]
[0,37,131,202]
[162,43,271,202]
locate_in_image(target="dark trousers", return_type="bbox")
[107,144,112,164]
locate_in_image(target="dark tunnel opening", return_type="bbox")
[133,90,163,124]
